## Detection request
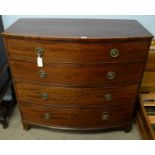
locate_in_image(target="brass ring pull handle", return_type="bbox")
[102,112,109,120]
[43,113,51,120]
[106,71,116,80]
[36,47,44,56]
[110,49,119,58]
[39,70,47,78]
[41,93,49,100]
[104,93,112,101]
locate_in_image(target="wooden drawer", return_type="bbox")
[20,102,134,129]
[10,60,145,86]
[16,82,138,107]
[7,38,149,63]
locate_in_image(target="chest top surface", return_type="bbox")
[2,18,153,41]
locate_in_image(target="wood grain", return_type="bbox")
[10,60,145,86]
[16,82,139,107]
[20,102,134,129]
[7,38,149,63]
[2,19,153,42]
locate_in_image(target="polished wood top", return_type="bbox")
[2,18,153,41]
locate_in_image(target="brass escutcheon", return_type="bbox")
[36,47,44,56]
[102,112,109,120]
[39,70,47,78]
[43,113,51,120]
[106,71,116,80]
[41,93,49,100]
[110,49,119,58]
[104,93,112,101]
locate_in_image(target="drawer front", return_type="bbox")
[7,38,149,63]
[10,61,144,86]
[16,82,138,107]
[20,102,134,129]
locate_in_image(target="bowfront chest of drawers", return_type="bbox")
[1,19,153,132]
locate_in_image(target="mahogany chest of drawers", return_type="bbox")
[1,18,153,132]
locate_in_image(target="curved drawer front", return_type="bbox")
[10,61,144,86]
[7,38,149,63]
[20,102,134,129]
[16,82,138,107]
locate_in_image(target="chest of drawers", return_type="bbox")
[1,18,153,132]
